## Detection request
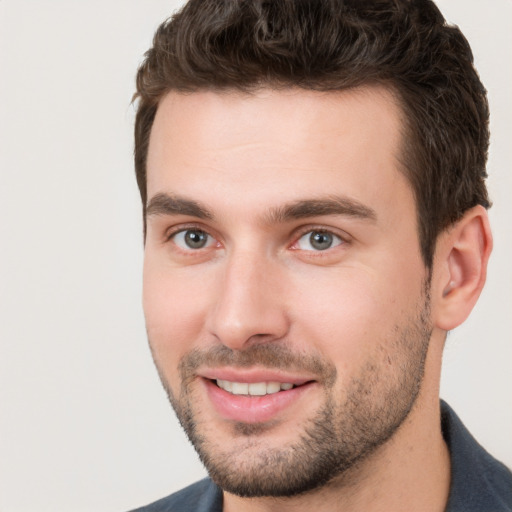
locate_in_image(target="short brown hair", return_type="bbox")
[133,0,490,267]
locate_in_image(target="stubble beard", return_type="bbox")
[150,290,432,498]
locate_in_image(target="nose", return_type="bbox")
[205,249,290,350]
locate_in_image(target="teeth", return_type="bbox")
[266,382,281,394]
[248,382,267,396]
[216,380,295,395]
[231,382,248,395]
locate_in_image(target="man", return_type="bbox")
[130,0,512,510]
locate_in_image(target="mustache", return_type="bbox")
[178,343,337,387]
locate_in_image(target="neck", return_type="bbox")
[223,331,450,512]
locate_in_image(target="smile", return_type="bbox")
[215,380,295,395]
[204,376,316,424]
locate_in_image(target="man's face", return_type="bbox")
[143,87,432,497]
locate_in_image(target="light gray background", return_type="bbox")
[0,1,510,511]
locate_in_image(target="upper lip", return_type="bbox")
[198,367,316,386]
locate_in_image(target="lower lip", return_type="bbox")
[203,379,315,424]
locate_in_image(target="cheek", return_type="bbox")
[142,260,211,380]
[288,266,417,371]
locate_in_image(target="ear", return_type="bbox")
[431,205,493,331]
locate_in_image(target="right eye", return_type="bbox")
[170,229,216,250]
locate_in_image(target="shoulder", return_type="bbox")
[127,478,222,512]
[442,401,512,512]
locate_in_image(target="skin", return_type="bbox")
[143,86,492,512]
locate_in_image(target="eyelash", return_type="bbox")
[165,223,202,239]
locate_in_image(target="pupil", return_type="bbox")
[185,230,207,248]
[310,231,332,250]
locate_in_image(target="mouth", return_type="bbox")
[201,373,317,424]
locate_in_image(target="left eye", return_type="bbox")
[296,230,343,251]
[171,229,215,250]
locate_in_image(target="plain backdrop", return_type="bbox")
[0,1,510,511]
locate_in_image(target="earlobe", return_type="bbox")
[433,205,493,331]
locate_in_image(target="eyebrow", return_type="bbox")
[145,192,376,224]
[146,193,213,220]
[265,196,377,224]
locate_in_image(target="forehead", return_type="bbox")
[148,86,403,160]
[146,86,411,221]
